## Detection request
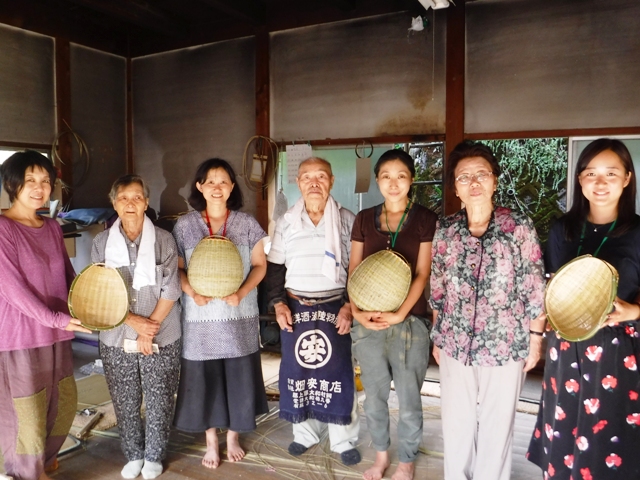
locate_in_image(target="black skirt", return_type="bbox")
[527,328,640,479]
[173,350,269,433]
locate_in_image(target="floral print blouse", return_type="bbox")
[429,206,546,367]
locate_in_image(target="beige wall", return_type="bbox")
[0,24,55,145]
[70,44,127,208]
[132,37,256,217]
[270,12,447,140]
[466,0,640,133]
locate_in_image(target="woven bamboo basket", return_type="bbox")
[545,254,618,341]
[348,250,412,312]
[68,263,129,330]
[188,235,244,298]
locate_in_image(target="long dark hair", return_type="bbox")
[374,149,415,178]
[564,138,637,241]
[188,158,243,211]
[374,149,416,198]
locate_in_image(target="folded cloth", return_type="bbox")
[284,195,342,284]
[58,207,116,225]
[105,215,156,290]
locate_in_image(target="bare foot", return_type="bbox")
[226,430,245,462]
[391,461,415,480]
[202,428,220,469]
[45,458,59,473]
[363,451,390,480]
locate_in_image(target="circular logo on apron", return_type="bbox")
[294,329,332,369]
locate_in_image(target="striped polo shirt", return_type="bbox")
[267,202,355,295]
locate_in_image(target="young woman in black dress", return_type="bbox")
[527,138,640,479]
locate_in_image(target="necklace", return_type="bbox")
[383,200,411,249]
[204,209,230,237]
[577,219,616,258]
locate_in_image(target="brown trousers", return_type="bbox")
[0,341,76,480]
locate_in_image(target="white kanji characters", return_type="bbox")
[319,379,329,391]
[300,334,327,363]
[301,311,310,322]
[330,381,342,393]
[294,329,332,369]
[288,378,295,391]
[295,380,306,392]
[307,378,318,390]
[293,313,302,324]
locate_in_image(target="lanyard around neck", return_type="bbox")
[577,219,616,258]
[383,200,411,249]
[205,209,230,237]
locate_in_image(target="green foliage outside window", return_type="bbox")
[399,138,568,245]
[482,138,568,245]
[399,143,445,216]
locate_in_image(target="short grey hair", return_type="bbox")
[108,174,150,203]
[298,157,333,176]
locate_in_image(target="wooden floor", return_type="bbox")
[1,342,545,479]
[50,394,543,480]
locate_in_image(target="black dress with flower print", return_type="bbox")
[527,216,640,480]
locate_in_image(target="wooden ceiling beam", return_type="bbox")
[197,0,265,25]
[64,0,188,37]
[322,0,357,12]
[265,0,414,33]
[0,0,129,56]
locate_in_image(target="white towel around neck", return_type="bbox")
[104,215,156,291]
[285,195,343,284]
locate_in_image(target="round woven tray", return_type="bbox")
[188,235,244,298]
[545,254,618,341]
[68,263,130,331]
[348,250,412,312]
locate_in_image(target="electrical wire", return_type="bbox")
[242,135,279,192]
[51,121,91,210]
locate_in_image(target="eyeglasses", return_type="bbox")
[455,172,494,185]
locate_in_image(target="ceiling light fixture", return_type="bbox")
[418,0,451,10]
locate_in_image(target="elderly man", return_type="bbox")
[266,157,361,466]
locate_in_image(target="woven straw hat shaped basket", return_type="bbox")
[545,254,619,342]
[348,250,412,312]
[68,263,130,330]
[188,235,244,298]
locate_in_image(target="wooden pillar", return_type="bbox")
[126,57,134,174]
[255,29,270,230]
[54,37,73,207]
[444,0,465,215]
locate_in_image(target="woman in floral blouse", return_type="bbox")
[527,138,640,479]
[430,141,546,480]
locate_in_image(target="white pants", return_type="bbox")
[439,354,525,480]
[292,392,360,453]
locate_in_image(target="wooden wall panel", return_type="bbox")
[466,0,640,134]
[0,24,55,145]
[132,37,256,217]
[271,12,447,141]
[70,44,127,208]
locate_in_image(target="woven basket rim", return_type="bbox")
[348,249,411,312]
[545,254,618,341]
[350,249,410,277]
[188,236,244,298]
[68,262,130,331]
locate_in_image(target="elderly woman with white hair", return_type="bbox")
[91,174,182,480]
